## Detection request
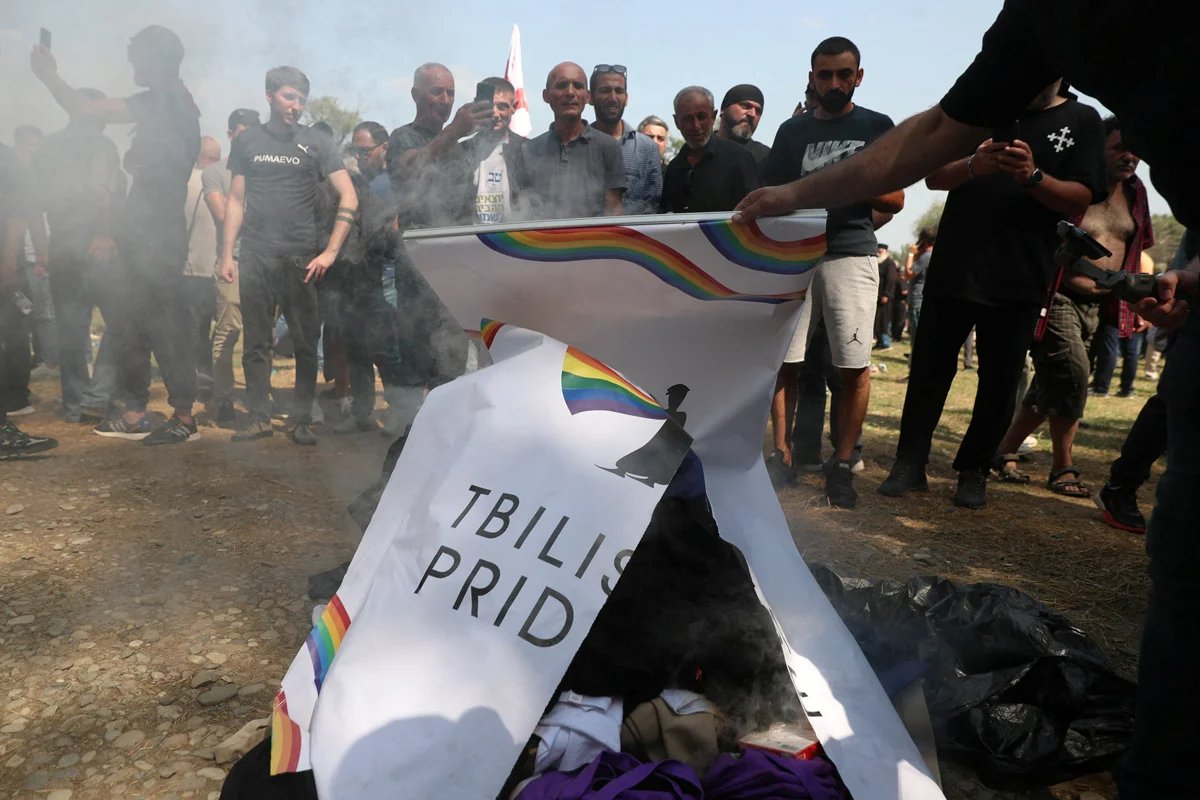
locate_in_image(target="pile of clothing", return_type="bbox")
[496,453,847,798]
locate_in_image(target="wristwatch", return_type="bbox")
[1024,167,1044,187]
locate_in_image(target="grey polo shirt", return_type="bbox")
[520,121,626,220]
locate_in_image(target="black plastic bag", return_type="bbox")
[812,566,1135,788]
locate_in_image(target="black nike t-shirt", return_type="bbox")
[228,123,345,256]
[923,97,1107,307]
[763,105,894,256]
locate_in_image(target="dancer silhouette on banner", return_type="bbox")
[600,384,692,486]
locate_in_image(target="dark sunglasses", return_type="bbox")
[350,143,383,157]
[592,64,627,76]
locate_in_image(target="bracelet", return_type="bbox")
[966,154,978,179]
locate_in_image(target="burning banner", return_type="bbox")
[271,212,944,800]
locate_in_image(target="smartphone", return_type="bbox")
[39,27,52,50]
[475,81,495,105]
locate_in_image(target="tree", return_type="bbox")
[914,200,944,236]
[666,135,685,163]
[1146,213,1185,269]
[302,96,362,148]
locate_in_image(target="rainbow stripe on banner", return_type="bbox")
[478,227,804,304]
[305,593,350,692]
[480,318,506,348]
[270,690,302,775]
[562,346,666,420]
[698,220,826,274]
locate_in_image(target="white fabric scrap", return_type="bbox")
[660,689,715,716]
[533,692,623,774]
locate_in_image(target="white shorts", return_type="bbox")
[782,295,813,364]
[786,253,879,369]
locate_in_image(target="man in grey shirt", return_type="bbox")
[521,62,625,220]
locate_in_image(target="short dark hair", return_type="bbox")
[227,108,260,132]
[1103,115,1121,137]
[266,66,310,97]
[482,76,515,95]
[309,120,334,138]
[353,120,388,145]
[916,227,937,247]
[811,36,861,68]
[128,25,185,73]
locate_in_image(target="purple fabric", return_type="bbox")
[516,750,703,800]
[702,749,846,800]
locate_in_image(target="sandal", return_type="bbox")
[1047,466,1090,497]
[990,454,1031,484]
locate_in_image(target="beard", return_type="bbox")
[726,119,754,144]
[818,87,854,114]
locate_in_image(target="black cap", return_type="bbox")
[227,108,261,132]
[720,84,765,110]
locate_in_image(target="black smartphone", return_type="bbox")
[39,27,52,50]
[475,81,495,105]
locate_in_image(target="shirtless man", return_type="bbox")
[995,115,1153,496]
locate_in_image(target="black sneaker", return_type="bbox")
[232,419,274,442]
[290,422,317,446]
[823,459,858,509]
[1116,389,1136,399]
[953,469,988,509]
[1094,482,1146,534]
[215,401,236,429]
[0,423,58,458]
[94,415,153,440]
[765,450,794,490]
[143,416,200,446]
[878,461,929,497]
[331,415,378,435]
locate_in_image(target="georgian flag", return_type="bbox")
[504,23,531,137]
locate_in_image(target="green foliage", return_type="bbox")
[667,135,685,162]
[301,96,363,148]
[914,201,944,237]
[1146,213,1185,268]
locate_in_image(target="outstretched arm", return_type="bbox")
[734,106,987,221]
[30,46,133,124]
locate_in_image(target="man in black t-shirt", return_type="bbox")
[734,4,1197,794]
[220,66,359,446]
[717,84,770,169]
[762,36,904,509]
[31,25,202,446]
[661,86,760,213]
[879,81,1105,509]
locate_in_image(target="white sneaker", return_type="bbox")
[7,405,35,417]
[310,400,325,425]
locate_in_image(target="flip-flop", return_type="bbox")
[1047,466,1089,497]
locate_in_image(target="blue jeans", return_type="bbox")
[907,292,923,340]
[1117,311,1200,798]
[1091,321,1141,394]
[48,259,120,416]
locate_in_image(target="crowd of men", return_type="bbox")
[1,9,1197,797]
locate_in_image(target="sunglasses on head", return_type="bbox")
[592,64,627,76]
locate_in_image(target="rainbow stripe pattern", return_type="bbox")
[270,690,302,775]
[698,220,826,274]
[480,318,506,348]
[562,346,666,420]
[478,226,803,304]
[305,593,351,692]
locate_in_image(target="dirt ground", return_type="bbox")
[0,344,1156,799]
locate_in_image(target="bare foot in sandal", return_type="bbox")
[1047,465,1090,497]
[992,454,1032,484]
